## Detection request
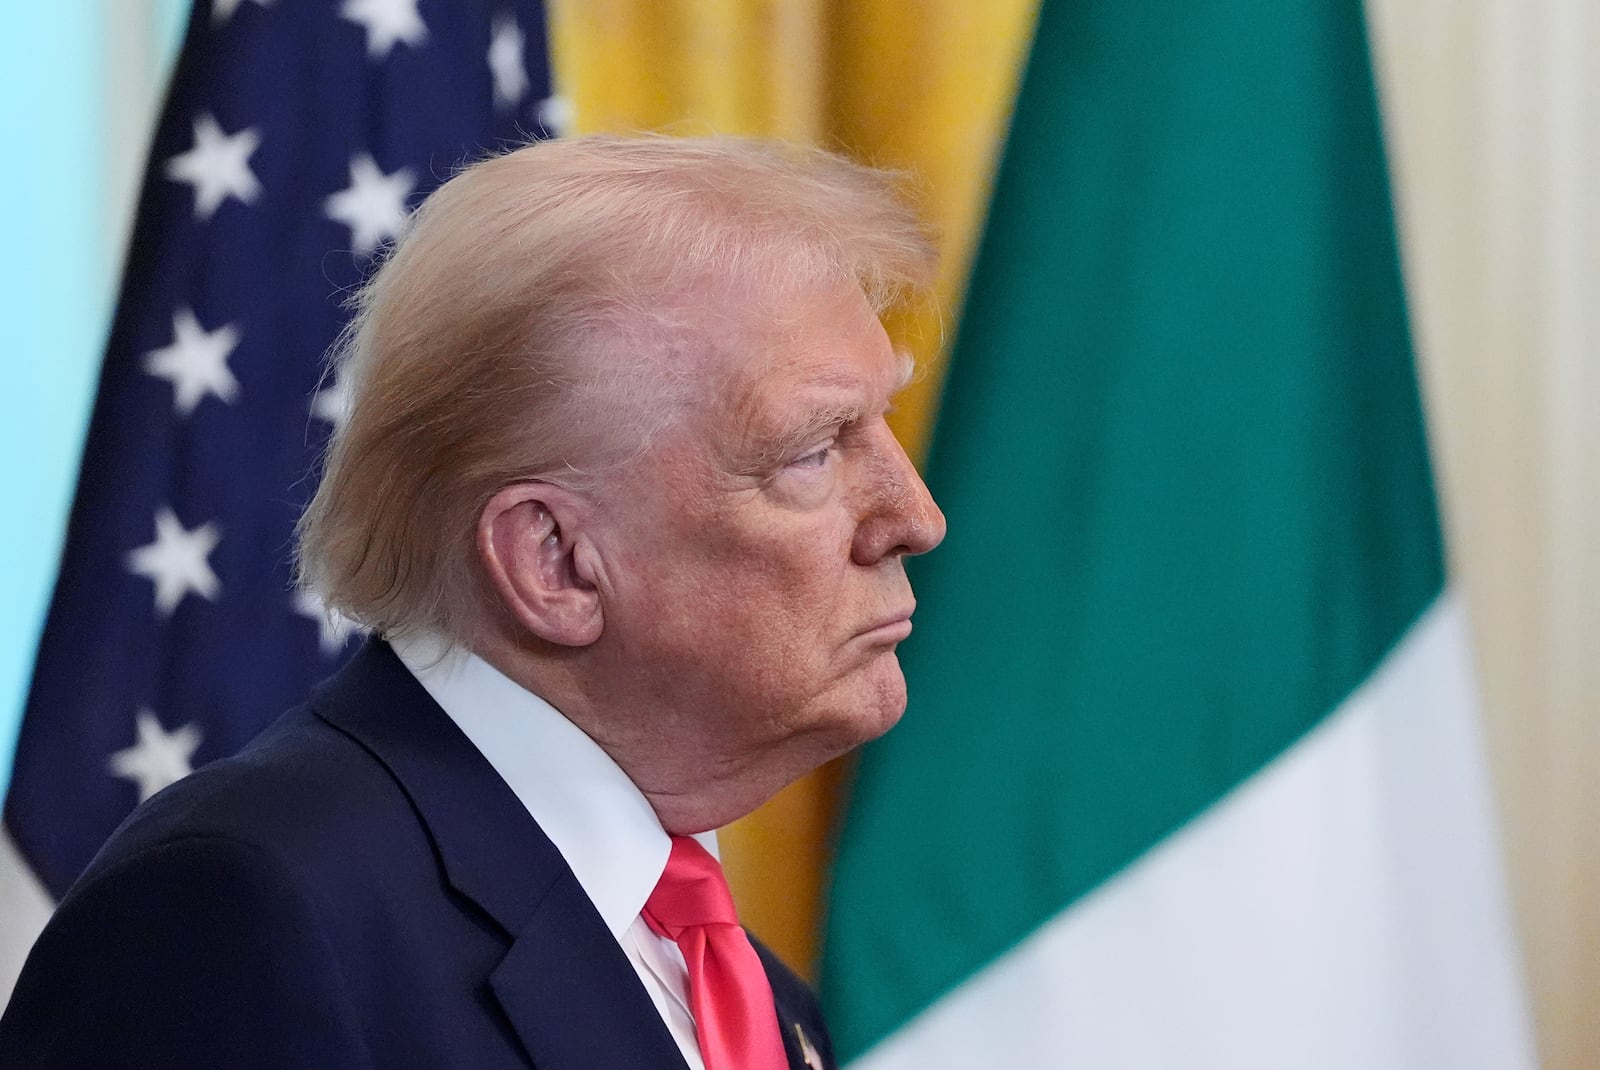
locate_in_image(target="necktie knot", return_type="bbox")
[644,836,740,936]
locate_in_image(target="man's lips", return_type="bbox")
[858,606,915,643]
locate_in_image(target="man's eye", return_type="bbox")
[790,446,832,470]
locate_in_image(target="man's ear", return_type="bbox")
[477,483,603,647]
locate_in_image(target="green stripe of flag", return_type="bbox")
[822,0,1444,1058]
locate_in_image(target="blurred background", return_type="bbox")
[0,1,1593,1066]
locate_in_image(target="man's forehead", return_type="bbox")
[726,309,900,402]
[711,304,898,454]
[599,295,905,490]
[609,277,902,442]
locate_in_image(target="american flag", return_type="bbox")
[1,0,554,988]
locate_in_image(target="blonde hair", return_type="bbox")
[295,135,936,646]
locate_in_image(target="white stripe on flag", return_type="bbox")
[0,826,54,1010]
[851,592,1536,1070]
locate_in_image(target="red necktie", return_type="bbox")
[643,835,789,1070]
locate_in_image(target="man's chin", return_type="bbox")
[835,661,909,748]
[777,657,908,764]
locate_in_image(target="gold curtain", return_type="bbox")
[548,0,1039,976]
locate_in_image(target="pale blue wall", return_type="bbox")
[0,3,189,801]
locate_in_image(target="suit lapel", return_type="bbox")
[777,1016,817,1070]
[753,937,835,1070]
[312,640,688,1070]
[492,877,689,1070]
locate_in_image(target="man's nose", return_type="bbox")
[852,423,947,566]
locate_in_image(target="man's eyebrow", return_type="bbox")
[777,403,861,453]
[737,402,861,473]
[771,356,915,453]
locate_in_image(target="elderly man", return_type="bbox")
[0,136,944,1068]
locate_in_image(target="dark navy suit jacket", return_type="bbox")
[0,640,836,1069]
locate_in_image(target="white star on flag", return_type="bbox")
[537,94,574,135]
[212,0,275,24]
[324,154,416,255]
[488,15,529,111]
[293,589,365,657]
[311,369,353,432]
[126,507,222,618]
[164,113,262,220]
[107,710,204,803]
[341,0,428,60]
[144,307,242,415]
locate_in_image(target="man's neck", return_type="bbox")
[470,632,831,835]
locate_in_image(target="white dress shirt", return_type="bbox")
[392,636,711,1070]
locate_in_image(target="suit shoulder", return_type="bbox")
[1,833,372,1066]
[82,703,424,899]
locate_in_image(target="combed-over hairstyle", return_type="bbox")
[295,135,936,646]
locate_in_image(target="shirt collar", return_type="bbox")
[390,634,717,940]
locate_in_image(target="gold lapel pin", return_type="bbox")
[793,1023,824,1070]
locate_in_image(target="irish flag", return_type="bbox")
[820,1,1537,1066]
